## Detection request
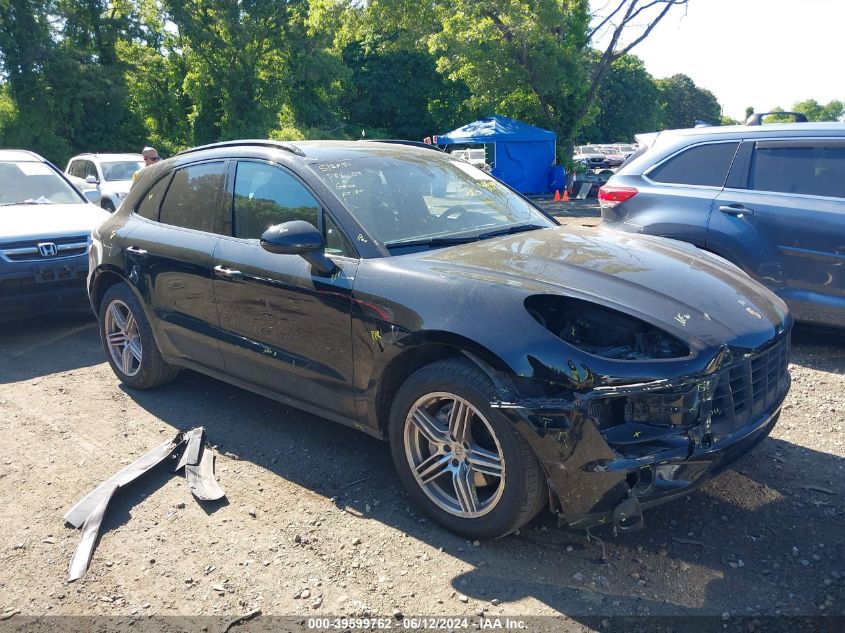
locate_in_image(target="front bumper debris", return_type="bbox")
[65,427,225,581]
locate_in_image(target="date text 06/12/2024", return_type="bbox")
[306,617,529,630]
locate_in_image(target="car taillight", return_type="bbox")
[598,185,638,208]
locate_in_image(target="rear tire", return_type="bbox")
[99,283,179,389]
[388,359,547,539]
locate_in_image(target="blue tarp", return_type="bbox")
[437,115,557,194]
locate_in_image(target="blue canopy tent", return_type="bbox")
[437,115,558,194]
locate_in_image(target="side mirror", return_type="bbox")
[260,220,337,275]
[85,175,99,185]
[83,190,101,204]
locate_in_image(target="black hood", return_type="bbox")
[419,226,790,352]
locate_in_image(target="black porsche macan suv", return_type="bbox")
[89,140,792,538]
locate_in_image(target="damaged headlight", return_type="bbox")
[525,295,689,360]
[624,388,700,427]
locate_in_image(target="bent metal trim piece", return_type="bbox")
[64,427,225,581]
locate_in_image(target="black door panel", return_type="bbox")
[213,238,358,415]
[124,219,224,369]
[121,160,230,370]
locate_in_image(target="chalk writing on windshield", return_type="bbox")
[316,161,366,198]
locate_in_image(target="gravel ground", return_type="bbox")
[0,203,842,632]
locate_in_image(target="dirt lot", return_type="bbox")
[1,203,843,632]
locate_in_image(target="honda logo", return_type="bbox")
[38,242,58,257]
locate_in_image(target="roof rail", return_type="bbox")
[176,139,306,158]
[358,139,444,152]
[745,111,808,126]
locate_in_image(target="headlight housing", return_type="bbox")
[525,295,689,360]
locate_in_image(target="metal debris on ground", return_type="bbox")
[64,427,225,582]
[800,484,834,495]
[222,608,262,633]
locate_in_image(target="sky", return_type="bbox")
[598,0,845,121]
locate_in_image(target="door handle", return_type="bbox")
[213,265,243,280]
[718,205,754,217]
[126,246,148,256]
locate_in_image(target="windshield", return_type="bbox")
[308,151,554,248]
[101,160,143,181]
[0,161,84,206]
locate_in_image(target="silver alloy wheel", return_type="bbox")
[104,299,142,377]
[403,392,506,518]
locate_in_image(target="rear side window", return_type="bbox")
[68,161,83,178]
[232,161,320,239]
[749,142,845,199]
[135,175,171,221]
[159,162,227,233]
[647,142,739,187]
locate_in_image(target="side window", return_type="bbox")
[323,211,353,257]
[68,161,81,178]
[233,162,320,239]
[84,161,99,180]
[648,142,739,187]
[749,143,845,199]
[135,175,171,221]
[159,162,227,233]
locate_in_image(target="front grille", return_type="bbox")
[711,334,790,432]
[0,235,90,261]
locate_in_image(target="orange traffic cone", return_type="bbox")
[562,189,570,201]
[554,190,561,201]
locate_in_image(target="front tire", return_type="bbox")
[101,198,115,213]
[389,359,547,539]
[99,284,179,389]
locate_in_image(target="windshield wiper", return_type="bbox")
[384,223,548,250]
[384,235,480,249]
[475,223,547,240]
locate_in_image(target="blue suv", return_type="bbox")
[600,122,845,328]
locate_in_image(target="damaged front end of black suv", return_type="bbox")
[481,295,791,533]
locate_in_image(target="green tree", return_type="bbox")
[578,53,658,142]
[163,0,314,141]
[656,73,721,129]
[356,0,688,152]
[0,0,145,164]
[792,98,844,122]
[339,43,472,140]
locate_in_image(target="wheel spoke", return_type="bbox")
[107,331,128,348]
[452,463,479,514]
[121,345,134,374]
[410,409,449,445]
[414,451,451,485]
[447,400,472,442]
[466,444,503,478]
[108,303,127,331]
[127,337,142,362]
[124,312,137,337]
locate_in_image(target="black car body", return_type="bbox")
[88,140,792,538]
[599,122,845,329]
